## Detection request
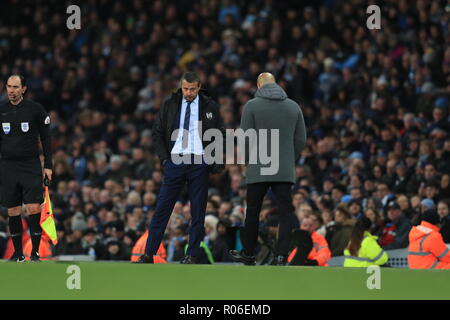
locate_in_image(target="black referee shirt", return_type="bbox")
[0,99,52,169]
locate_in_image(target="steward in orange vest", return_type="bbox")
[24,232,53,261]
[288,217,331,266]
[131,231,167,263]
[408,210,450,269]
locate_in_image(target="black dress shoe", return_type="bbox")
[180,255,196,264]
[10,252,25,262]
[229,250,256,266]
[30,252,41,262]
[134,254,154,264]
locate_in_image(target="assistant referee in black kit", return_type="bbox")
[0,75,52,262]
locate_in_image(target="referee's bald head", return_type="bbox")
[257,72,276,88]
[6,75,27,104]
[7,75,26,87]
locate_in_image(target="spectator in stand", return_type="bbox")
[440,174,450,199]
[81,228,105,259]
[211,219,233,263]
[309,213,323,234]
[437,199,450,243]
[328,204,355,257]
[364,207,384,238]
[397,194,416,221]
[376,182,394,208]
[379,201,411,250]
[410,198,437,226]
[347,199,363,220]
[424,180,442,204]
[101,238,130,261]
[316,196,335,240]
[344,216,388,267]
[203,215,219,249]
[331,184,347,206]
[288,216,331,266]
[55,229,84,256]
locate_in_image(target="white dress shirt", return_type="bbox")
[171,95,204,155]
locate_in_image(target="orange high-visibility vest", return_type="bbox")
[408,221,450,269]
[23,236,53,261]
[288,231,331,266]
[130,231,167,263]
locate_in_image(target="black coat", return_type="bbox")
[211,235,232,262]
[440,216,450,243]
[152,89,225,173]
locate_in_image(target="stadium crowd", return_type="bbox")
[0,0,449,264]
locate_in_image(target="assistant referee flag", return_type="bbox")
[40,185,58,245]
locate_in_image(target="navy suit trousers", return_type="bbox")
[145,158,209,257]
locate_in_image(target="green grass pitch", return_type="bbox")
[1,261,449,300]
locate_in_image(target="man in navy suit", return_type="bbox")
[136,72,224,264]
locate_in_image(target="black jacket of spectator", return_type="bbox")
[440,216,450,244]
[55,237,84,255]
[100,240,130,261]
[383,214,411,250]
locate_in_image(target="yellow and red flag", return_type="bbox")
[40,185,58,245]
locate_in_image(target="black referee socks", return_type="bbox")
[9,215,23,255]
[28,213,42,254]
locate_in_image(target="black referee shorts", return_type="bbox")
[0,158,43,208]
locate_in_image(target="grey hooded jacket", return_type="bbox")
[240,83,306,184]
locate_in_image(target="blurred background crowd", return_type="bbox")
[0,0,449,263]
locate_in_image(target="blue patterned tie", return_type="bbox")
[182,101,192,149]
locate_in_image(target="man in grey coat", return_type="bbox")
[230,72,307,265]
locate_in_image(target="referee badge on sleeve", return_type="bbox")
[44,116,50,124]
[2,123,10,134]
[21,122,29,132]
